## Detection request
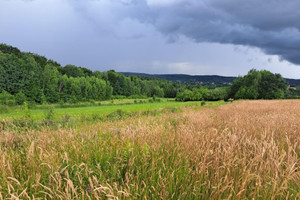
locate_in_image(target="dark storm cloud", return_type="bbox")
[15,0,299,64]
[135,0,300,65]
[61,0,300,64]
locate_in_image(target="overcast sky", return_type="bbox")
[1,0,300,78]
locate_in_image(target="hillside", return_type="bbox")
[0,43,181,105]
[121,72,300,87]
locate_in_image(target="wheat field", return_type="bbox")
[1,100,300,199]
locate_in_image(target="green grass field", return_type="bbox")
[0,99,225,122]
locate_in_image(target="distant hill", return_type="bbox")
[286,78,300,86]
[121,72,300,87]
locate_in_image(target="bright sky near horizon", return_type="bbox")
[0,0,300,78]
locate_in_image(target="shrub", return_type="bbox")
[15,91,27,105]
[206,87,229,101]
[0,90,15,106]
[0,105,10,114]
[112,95,126,100]
[44,108,55,121]
[128,95,147,99]
[152,95,157,101]
[89,100,96,105]
[41,94,47,105]
[22,102,32,121]
[60,114,73,127]
[106,109,128,121]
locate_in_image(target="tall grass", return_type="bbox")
[0,100,300,199]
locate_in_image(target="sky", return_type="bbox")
[0,0,300,78]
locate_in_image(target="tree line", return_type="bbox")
[0,43,295,106]
[0,44,182,105]
[176,69,289,101]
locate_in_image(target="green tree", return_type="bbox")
[229,69,287,99]
[63,64,85,77]
[0,44,22,57]
[153,86,164,98]
[206,87,229,101]
[41,64,60,103]
[176,90,193,101]
[0,54,26,94]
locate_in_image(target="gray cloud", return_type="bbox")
[63,0,300,65]
[133,0,300,64]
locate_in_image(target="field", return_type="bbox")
[0,98,216,121]
[1,100,300,199]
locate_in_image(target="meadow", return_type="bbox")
[0,98,220,122]
[1,100,300,199]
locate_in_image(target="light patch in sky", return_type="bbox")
[147,0,183,6]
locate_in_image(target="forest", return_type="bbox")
[0,44,182,105]
[0,43,299,106]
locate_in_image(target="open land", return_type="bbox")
[0,99,223,122]
[0,100,300,199]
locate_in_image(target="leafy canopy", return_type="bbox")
[229,69,288,99]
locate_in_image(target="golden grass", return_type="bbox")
[1,100,300,199]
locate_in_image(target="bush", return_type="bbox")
[111,95,126,100]
[128,95,147,99]
[15,91,27,105]
[89,100,96,105]
[0,105,11,114]
[41,94,47,105]
[43,108,55,126]
[67,96,78,104]
[60,114,73,127]
[44,108,55,121]
[176,89,206,102]
[22,102,32,120]
[0,91,15,106]
[106,109,128,121]
[152,95,157,101]
[27,101,37,109]
[7,99,15,106]
[206,87,229,101]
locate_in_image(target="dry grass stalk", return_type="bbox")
[0,100,300,199]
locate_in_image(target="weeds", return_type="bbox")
[43,107,55,126]
[22,102,32,120]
